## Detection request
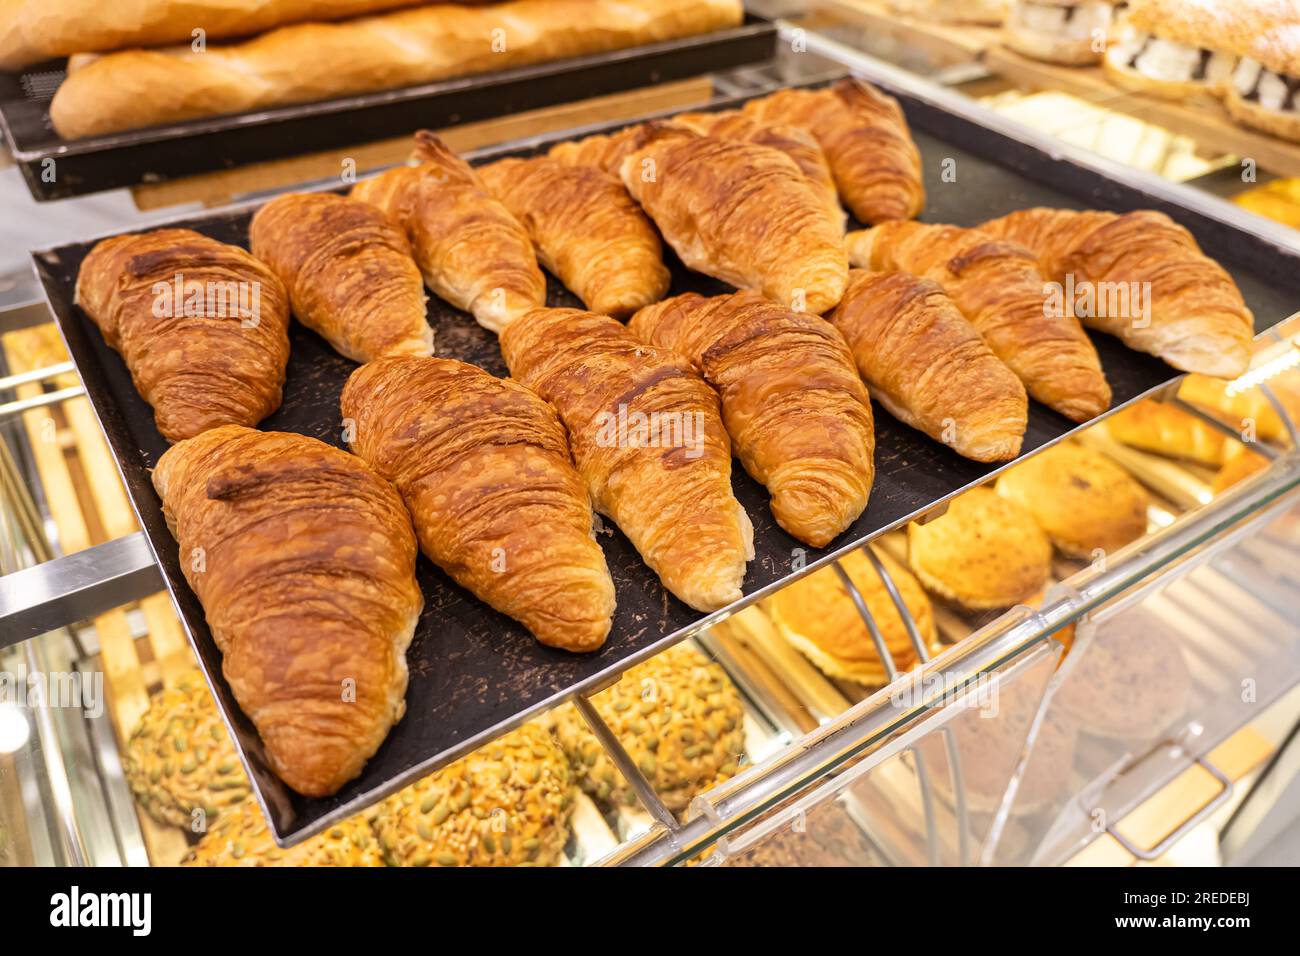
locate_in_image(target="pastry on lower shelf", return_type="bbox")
[1104,399,1228,465]
[1053,621,1192,742]
[373,722,574,867]
[908,486,1053,611]
[721,802,883,867]
[551,644,746,814]
[183,802,383,867]
[1213,443,1270,494]
[890,0,1007,24]
[995,441,1149,559]
[122,671,251,830]
[767,548,938,687]
[1005,1,1117,65]
[1103,0,1245,100]
[1179,370,1300,445]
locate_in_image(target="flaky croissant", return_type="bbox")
[351,131,545,332]
[250,191,432,362]
[75,228,290,442]
[826,270,1028,462]
[744,78,925,225]
[847,221,1110,422]
[501,307,754,612]
[979,208,1254,377]
[547,125,645,176]
[341,356,616,652]
[619,123,848,314]
[630,291,874,547]
[669,110,845,230]
[478,156,669,319]
[152,425,422,797]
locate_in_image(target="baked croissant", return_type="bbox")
[630,291,874,547]
[75,228,290,442]
[341,356,616,652]
[669,111,845,230]
[351,131,545,332]
[249,192,432,362]
[500,307,754,612]
[547,125,646,176]
[152,425,422,797]
[478,156,669,319]
[619,123,848,314]
[826,270,1028,462]
[743,78,925,225]
[847,221,1110,422]
[979,208,1254,377]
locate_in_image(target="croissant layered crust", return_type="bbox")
[341,356,616,652]
[500,307,753,612]
[546,125,646,177]
[619,123,848,314]
[827,270,1028,462]
[249,192,432,362]
[630,291,874,547]
[75,228,290,442]
[152,425,422,797]
[979,208,1254,377]
[847,221,1111,422]
[351,132,545,332]
[743,78,925,225]
[478,156,670,319]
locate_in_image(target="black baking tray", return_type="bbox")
[0,14,776,201]
[30,80,1300,845]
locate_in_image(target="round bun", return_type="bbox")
[552,643,745,814]
[768,548,938,686]
[908,486,1052,611]
[1054,623,1191,741]
[996,442,1149,559]
[122,671,251,830]
[183,801,383,866]
[373,721,573,867]
[1225,86,1300,143]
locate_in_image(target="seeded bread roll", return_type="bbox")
[122,671,251,830]
[183,801,383,866]
[995,442,1149,559]
[767,548,939,687]
[373,722,574,867]
[907,486,1052,611]
[552,643,746,814]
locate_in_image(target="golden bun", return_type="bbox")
[1105,399,1228,465]
[183,802,383,866]
[996,441,1149,559]
[768,548,938,686]
[908,486,1052,611]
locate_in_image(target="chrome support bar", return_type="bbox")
[573,694,679,835]
[0,362,75,393]
[0,385,85,423]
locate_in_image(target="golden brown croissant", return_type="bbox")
[743,78,925,225]
[669,110,846,230]
[249,192,432,362]
[629,291,874,547]
[546,125,646,176]
[826,270,1028,462]
[75,228,290,442]
[500,307,753,612]
[619,123,848,314]
[351,132,545,332]
[978,208,1254,377]
[341,356,616,652]
[152,425,422,797]
[847,221,1110,422]
[477,156,669,319]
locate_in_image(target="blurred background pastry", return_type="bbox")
[183,802,383,866]
[551,644,745,815]
[1004,0,1116,66]
[720,802,883,867]
[890,0,1008,24]
[122,671,252,830]
[1104,0,1242,100]
[907,487,1053,610]
[767,547,939,686]
[996,441,1149,558]
[1225,22,1300,143]
[1103,399,1227,465]
[373,722,573,867]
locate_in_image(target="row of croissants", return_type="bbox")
[74,79,1255,799]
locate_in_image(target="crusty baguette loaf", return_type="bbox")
[48,0,744,139]
[0,0,434,70]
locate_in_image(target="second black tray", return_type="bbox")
[31,81,1300,845]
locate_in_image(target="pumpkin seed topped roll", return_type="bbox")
[373,722,574,867]
[183,802,383,867]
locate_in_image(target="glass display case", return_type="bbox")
[2,2,1299,868]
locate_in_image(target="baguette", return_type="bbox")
[48,0,744,139]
